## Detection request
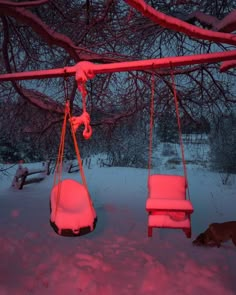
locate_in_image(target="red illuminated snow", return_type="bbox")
[0,155,235,295]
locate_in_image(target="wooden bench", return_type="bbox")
[12,160,51,190]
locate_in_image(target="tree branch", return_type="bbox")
[0,0,48,8]
[124,0,236,46]
[0,3,122,63]
[184,10,236,34]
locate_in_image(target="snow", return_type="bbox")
[148,214,190,228]
[146,198,193,211]
[0,142,236,294]
[50,179,96,232]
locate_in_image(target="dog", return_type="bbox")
[193,221,236,248]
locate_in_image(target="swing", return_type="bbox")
[50,80,97,237]
[146,71,194,238]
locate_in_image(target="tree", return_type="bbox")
[0,0,236,162]
[209,112,236,176]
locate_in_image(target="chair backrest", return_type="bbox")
[148,174,187,200]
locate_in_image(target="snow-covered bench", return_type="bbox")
[12,161,51,190]
[146,174,194,238]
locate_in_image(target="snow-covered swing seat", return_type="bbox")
[50,86,97,237]
[50,179,97,236]
[146,73,194,238]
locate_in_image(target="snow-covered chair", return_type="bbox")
[50,179,97,236]
[146,174,193,238]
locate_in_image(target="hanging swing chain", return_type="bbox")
[148,72,155,177]
[170,67,190,198]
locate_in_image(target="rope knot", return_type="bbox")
[69,111,92,139]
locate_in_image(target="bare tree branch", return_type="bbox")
[184,9,236,33]
[124,0,236,46]
[0,3,122,63]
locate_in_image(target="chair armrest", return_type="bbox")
[146,198,193,213]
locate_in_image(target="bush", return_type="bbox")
[102,114,149,169]
[209,113,236,174]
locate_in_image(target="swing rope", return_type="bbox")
[78,81,87,113]
[53,78,93,221]
[148,72,155,178]
[170,69,191,199]
[68,111,88,190]
[53,100,69,220]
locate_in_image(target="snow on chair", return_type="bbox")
[146,71,194,238]
[146,174,193,238]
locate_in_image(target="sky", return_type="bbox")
[0,139,235,295]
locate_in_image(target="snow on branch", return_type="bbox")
[214,10,236,33]
[184,10,236,34]
[124,0,236,46]
[220,60,236,72]
[183,11,218,29]
[0,3,118,63]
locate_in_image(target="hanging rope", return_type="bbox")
[53,76,71,220]
[53,76,94,222]
[78,82,87,113]
[68,111,94,209]
[68,111,88,190]
[148,72,155,178]
[69,80,93,206]
[69,80,92,139]
[170,68,190,199]
[53,100,70,220]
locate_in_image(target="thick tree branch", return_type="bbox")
[0,4,121,63]
[184,10,236,34]
[124,0,236,46]
[220,60,236,72]
[183,11,218,29]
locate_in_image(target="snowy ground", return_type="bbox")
[0,142,236,295]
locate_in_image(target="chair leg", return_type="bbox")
[148,226,152,237]
[183,228,191,239]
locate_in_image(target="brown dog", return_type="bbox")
[193,221,236,248]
